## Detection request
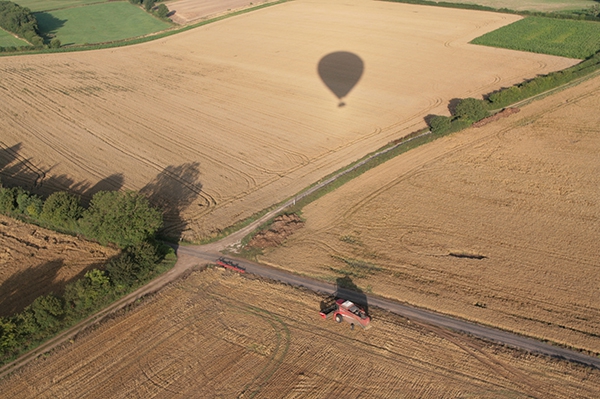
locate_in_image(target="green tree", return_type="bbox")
[29,294,64,333]
[156,3,168,18]
[0,187,17,213]
[144,0,155,11]
[428,115,452,135]
[41,191,83,230]
[454,98,488,122]
[64,269,111,316]
[0,318,18,351]
[81,191,162,248]
[49,38,61,48]
[106,241,159,287]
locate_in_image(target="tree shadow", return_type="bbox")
[141,162,202,241]
[0,257,111,317]
[448,98,462,116]
[35,12,68,44]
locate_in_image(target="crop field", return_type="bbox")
[0,214,118,317]
[14,0,107,12]
[165,0,267,24]
[0,29,28,47]
[425,0,598,12]
[472,16,600,59]
[35,2,170,46]
[1,268,599,398]
[0,0,577,242]
[258,74,600,354]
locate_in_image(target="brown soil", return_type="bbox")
[0,0,577,242]
[247,213,304,249]
[1,269,598,398]
[472,106,520,127]
[0,215,119,317]
[259,74,600,354]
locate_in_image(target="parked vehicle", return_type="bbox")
[216,257,246,273]
[319,298,370,329]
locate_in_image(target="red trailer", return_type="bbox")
[216,257,246,273]
[319,298,370,329]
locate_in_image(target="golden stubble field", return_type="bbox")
[1,268,599,398]
[0,0,577,241]
[259,74,600,354]
[0,214,118,317]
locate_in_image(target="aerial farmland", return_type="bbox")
[1,0,600,397]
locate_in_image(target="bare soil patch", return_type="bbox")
[1,269,598,398]
[247,213,304,249]
[0,0,577,242]
[259,74,600,353]
[0,215,119,317]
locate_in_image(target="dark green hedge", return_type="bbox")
[0,1,44,47]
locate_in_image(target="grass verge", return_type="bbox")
[0,28,29,47]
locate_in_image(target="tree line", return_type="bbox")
[427,49,600,136]
[0,182,175,366]
[0,1,44,48]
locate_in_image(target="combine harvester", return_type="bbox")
[216,257,246,273]
[320,298,370,330]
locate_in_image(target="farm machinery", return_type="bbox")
[216,257,246,273]
[319,298,370,330]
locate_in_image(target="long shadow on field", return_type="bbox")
[0,142,125,205]
[318,52,364,107]
[0,257,109,317]
[141,162,202,242]
[334,275,369,315]
[35,12,67,45]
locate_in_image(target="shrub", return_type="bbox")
[156,3,169,18]
[50,38,61,49]
[428,115,452,135]
[0,187,17,213]
[81,191,162,248]
[40,191,83,230]
[144,0,155,11]
[454,98,488,122]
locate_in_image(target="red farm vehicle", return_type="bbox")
[319,298,370,330]
[216,257,246,273]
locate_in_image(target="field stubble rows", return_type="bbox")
[1,269,599,398]
[259,74,600,354]
[0,0,577,241]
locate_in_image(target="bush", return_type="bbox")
[428,115,452,135]
[156,3,169,18]
[41,191,83,230]
[454,98,488,122]
[0,1,44,46]
[81,191,162,248]
[50,38,61,48]
[144,0,155,11]
[0,187,17,213]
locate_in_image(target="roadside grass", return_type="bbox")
[15,0,108,12]
[471,17,600,59]
[0,28,29,47]
[35,2,170,46]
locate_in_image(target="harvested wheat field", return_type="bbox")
[0,0,577,241]
[1,268,599,398]
[258,74,600,354]
[166,0,271,25]
[0,214,118,317]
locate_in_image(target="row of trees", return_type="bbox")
[427,48,600,135]
[0,185,161,248]
[129,0,169,18]
[0,182,172,364]
[0,1,44,47]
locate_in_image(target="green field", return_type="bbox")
[15,0,108,12]
[36,2,170,46]
[0,28,29,47]
[430,0,598,12]
[471,17,600,59]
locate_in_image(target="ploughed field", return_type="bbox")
[0,214,118,317]
[0,0,577,241]
[2,268,599,398]
[258,74,600,354]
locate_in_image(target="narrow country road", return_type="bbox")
[176,245,600,370]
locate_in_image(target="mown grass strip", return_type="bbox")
[35,2,170,46]
[0,27,28,47]
[471,17,600,59]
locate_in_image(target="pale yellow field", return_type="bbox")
[0,0,577,241]
[258,74,600,354]
[165,0,271,24]
[2,269,599,398]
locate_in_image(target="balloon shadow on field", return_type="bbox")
[141,162,203,242]
[318,51,364,107]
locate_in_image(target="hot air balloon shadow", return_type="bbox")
[318,51,364,107]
